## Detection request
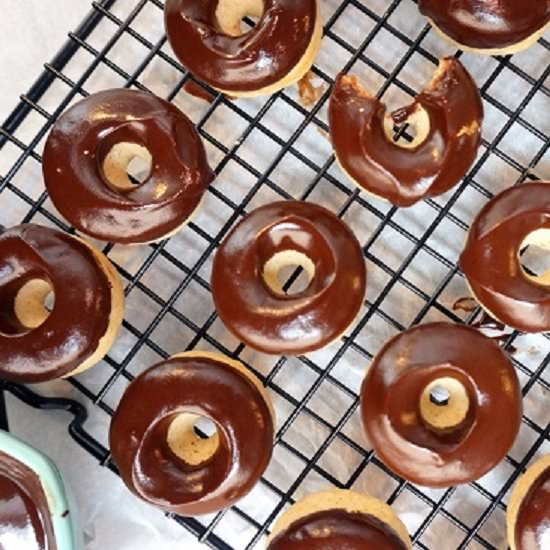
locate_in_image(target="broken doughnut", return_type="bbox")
[329,58,483,207]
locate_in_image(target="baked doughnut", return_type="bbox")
[0,430,78,550]
[460,182,550,333]
[43,89,214,244]
[267,489,411,549]
[164,0,322,97]
[507,454,550,550]
[329,58,482,207]
[109,351,274,516]
[361,323,522,487]
[0,224,123,383]
[211,201,366,355]
[418,1,550,56]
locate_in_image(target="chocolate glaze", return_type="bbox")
[360,323,522,487]
[515,464,550,550]
[43,89,213,244]
[211,201,366,355]
[183,80,217,103]
[329,58,482,207]
[164,0,318,93]
[460,182,550,333]
[0,450,56,550]
[0,224,112,383]
[109,355,274,516]
[268,509,407,550]
[418,1,550,50]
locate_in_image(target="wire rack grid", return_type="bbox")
[0,0,549,548]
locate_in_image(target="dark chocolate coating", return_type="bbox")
[0,224,112,383]
[43,89,213,244]
[268,509,407,549]
[0,450,56,550]
[419,0,550,50]
[329,58,482,207]
[460,182,550,333]
[515,464,550,550]
[164,0,318,93]
[109,355,274,516]
[360,323,522,487]
[211,201,366,355]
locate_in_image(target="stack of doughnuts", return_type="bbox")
[3,0,549,544]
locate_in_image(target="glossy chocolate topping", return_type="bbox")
[164,0,318,93]
[515,465,550,550]
[211,201,366,355]
[0,450,56,550]
[329,58,482,207]
[0,224,112,383]
[43,89,213,244]
[268,509,407,549]
[460,182,550,333]
[360,323,522,487]
[418,1,550,50]
[109,355,274,516]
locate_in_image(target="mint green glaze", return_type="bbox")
[0,430,80,549]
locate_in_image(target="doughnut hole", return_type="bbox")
[0,278,55,335]
[167,413,220,466]
[518,229,550,285]
[216,0,264,37]
[262,251,315,296]
[101,142,153,191]
[420,377,470,431]
[383,105,431,149]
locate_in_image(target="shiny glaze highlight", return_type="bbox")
[211,201,366,355]
[0,224,111,383]
[42,89,213,244]
[268,509,408,549]
[515,465,550,550]
[0,450,56,550]
[460,182,550,333]
[418,0,550,50]
[164,0,318,93]
[329,58,482,207]
[109,356,274,516]
[360,323,522,487]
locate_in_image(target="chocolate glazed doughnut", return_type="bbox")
[267,490,412,549]
[460,182,550,333]
[164,0,322,97]
[507,454,550,550]
[361,323,522,487]
[43,89,214,244]
[329,58,482,207]
[0,224,124,383]
[109,352,274,516]
[211,201,366,355]
[418,1,550,55]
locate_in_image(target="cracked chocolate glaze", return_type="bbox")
[515,464,550,550]
[164,0,318,93]
[0,450,56,550]
[329,58,482,207]
[43,89,213,244]
[418,0,550,51]
[0,224,112,383]
[211,201,366,355]
[460,182,550,333]
[360,323,522,487]
[109,355,274,516]
[268,509,408,549]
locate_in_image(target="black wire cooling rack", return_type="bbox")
[1,0,549,548]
